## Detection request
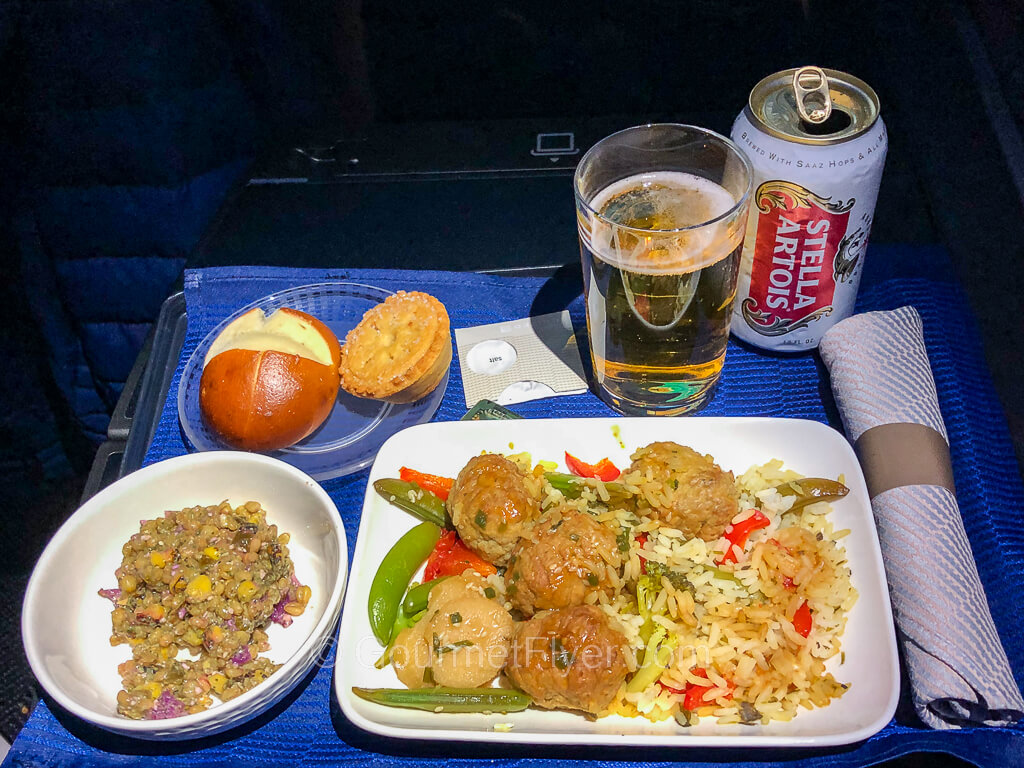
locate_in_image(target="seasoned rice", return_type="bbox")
[537,454,856,726]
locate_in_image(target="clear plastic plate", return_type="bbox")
[178,282,448,480]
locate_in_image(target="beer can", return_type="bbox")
[730,66,887,351]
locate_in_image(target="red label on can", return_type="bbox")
[741,181,856,337]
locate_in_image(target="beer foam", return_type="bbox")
[590,171,736,225]
[586,171,742,274]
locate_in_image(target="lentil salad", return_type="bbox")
[99,500,309,719]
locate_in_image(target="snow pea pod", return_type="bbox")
[401,576,449,616]
[373,478,450,528]
[374,578,451,668]
[368,522,442,645]
[774,478,849,512]
[352,687,532,713]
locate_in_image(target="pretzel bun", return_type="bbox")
[199,307,341,451]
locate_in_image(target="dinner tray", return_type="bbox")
[13,256,1024,768]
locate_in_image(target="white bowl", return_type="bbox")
[23,451,348,740]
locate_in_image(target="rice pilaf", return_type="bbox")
[535,452,856,726]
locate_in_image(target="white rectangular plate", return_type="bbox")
[335,417,899,748]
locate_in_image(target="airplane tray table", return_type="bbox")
[11,248,1024,768]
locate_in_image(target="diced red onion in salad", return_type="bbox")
[147,690,187,720]
[269,595,292,628]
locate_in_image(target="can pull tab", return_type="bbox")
[793,66,832,124]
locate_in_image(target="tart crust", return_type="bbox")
[338,290,451,403]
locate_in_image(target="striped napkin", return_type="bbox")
[819,306,1024,729]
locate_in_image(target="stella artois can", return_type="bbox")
[730,66,887,350]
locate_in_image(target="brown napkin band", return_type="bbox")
[854,423,956,498]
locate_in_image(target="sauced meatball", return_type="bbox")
[505,506,621,617]
[391,574,513,689]
[627,441,738,542]
[505,605,630,714]
[447,454,540,566]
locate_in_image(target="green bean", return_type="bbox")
[368,522,442,645]
[774,478,850,512]
[544,472,634,506]
[402,576,449,616]
[373,479,450,528]
[704,565,742,584]
[352,687,532,713]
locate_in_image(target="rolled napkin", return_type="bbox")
[819,305,1024,729]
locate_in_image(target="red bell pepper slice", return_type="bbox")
[656,680,687,695]
[792,600,812,638]
[399,467,454,501]
[717,509,771,565]
[636,532,649,574]
[564,452,621,482]
[423,530,497,581]
[680,668,734,711]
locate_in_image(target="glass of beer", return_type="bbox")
[574,124,753,415]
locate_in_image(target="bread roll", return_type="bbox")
[199,307,341,451]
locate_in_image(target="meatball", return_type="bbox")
[391,574,513,689]
[627,441,739,542]
[505,506,621,617]
[505,605,630,714]
[447,454,540,566]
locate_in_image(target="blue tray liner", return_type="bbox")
[10,247,1024,767]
